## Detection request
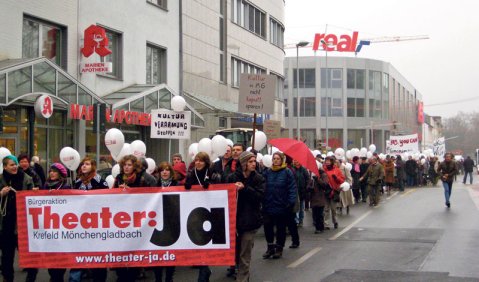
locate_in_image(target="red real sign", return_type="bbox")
[16,185,237,268]
[312,31,369,53]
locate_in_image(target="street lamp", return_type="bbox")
[320,38,330,149]
[296,41,309,141]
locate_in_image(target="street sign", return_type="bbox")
[238,74,275,114]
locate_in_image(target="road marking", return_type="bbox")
[287,247,322,268]
[328,210,373,241]
[467,186,479,210]
[400,188,416,197]
[386,191,399,200]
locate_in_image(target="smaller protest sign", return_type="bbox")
[150,109,191,139]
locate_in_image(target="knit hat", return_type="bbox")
[239,151,255,166]
[50,163,68,178]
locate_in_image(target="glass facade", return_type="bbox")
[293,69,315,88]
[369,70,382,118]
[347,69,365,117]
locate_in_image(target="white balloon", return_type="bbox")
[225,139,234,147]
[321,154,326,159]
[105,175,115,189]
[130,140,147,158]
[351,148,360,157]
[105,128,125,157]
[198,138,212,155]
[271,146,280,154]
[246,147,252,152]
[0,164,3,175]
[188,143,199,158]
[146,158,156,174]
[326,151,334,157]
[256,153,264,162]
[114,143,133,162]
[211,135,228,156]
[420,158,426,165]
[334,148,345,157]
[340,182,351,192]
[251,131,267,151]
[317,161,323,170]
[313,150,321,158]
[0,147,12,160]
[366,151,373,159]
[369,144,377,153]
[379,153,386,160]
[111,164,120,178]
[345,162,352,171]
[59,147,81,171]
[262,155,273,168]
[171,95,187,112]
[345,150,352,160]
[210,152,218,161]
[360,147,368,157]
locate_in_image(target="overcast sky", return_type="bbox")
[284,0,479,118]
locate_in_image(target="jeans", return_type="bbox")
[442,181,453,204]
[407,174,416,187]
[296,200,305,224]
[463,171,473,184]
[287,212,300,246]
[197,266,211,282]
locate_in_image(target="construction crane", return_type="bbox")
[284,34,429,50]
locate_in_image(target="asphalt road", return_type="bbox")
[12,179,479,281]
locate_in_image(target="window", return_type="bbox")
[347,69,365,117]
[321,68,342,88]
[382,73,389,119]
[101,28,122,78]
[293,97,316,117]
[219,6,226,83]
[146,44,166,84]
[293,69,315,88]
[270,72,284,100]
[22,17,66,68]
[232,0,266,38]
[147,0,167,9]
[368,71,382,118]
[231,57,266,88]
[270,18,284,48]
[284,98,288,117]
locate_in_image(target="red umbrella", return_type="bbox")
[268,138,318,174]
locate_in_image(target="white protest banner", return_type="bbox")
[388,134,420,154]
[16,185,236,268]
[238,74,275,114]
[150,109,191,139]
[432,137,446,157]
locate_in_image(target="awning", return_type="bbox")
[183,91,242,117]
[0,57,106,108]
[103,84,205,128]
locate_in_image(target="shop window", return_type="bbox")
[146,44,167,84]
[147,0,167,9]
[22,16,66,68]
[101,28,123,79]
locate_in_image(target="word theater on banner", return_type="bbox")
[16,185,237,268]
[150,109,191,139]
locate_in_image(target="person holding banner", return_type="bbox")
[70,157,109,282]
[0,155,37,282]
[42,162,71,281]
[113,155,156,281]
[262,152,296,259]
[184,152,217,282]
[437,153,458,208]
[227,151,265,282]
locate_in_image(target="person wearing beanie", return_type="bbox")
[0,155,37,282]
[261,152,296,259]
[18,154,42,189]
[227,151,265,282]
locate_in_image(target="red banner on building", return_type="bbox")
[16,185,237,268]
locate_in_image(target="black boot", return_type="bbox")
[272,246,283,259]
[262,244,275,259]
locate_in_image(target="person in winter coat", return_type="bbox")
[463,156,474,184]
[395,155,405,191]
[291,160,309,227]
[226,151,265,282]
[350,156,361,203]
[437,153,458,208]
[184,152,218,282]
[360,157,385,207]
[359,157,369,202]
[172,153,187,185]
[322,156,345,229]
[18,154,42,189]
[31,155,46,186]
[405,156,418,187]
[0,155,37,282]
[41,162,71,281]
[261,152,296,259]
[71,157,109,282]
[212,145,233,183]
[309,168,329,233]
[383,155,395,195]
[337,159,354,215]
[114,155,156,282]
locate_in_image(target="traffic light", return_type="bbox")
[92,104,106,133]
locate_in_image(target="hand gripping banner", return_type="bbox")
[16,184,237,268]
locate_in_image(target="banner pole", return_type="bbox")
[251,113,257,151]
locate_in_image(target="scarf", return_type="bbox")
[160,178,173,187]
[122,173,137,186]
[2,169,25,190]
[354,163,360,173]
[271,162,288,171]
[80,171,96,186]
[45,179,65,190]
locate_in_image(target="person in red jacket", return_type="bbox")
[323,156,345,229]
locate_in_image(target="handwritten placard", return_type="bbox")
[238,74,275,114]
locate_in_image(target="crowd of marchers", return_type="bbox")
[0,147,473,282]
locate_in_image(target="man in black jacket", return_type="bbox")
[227,151,265,282]
[18,154,42,189]
[463,156,475,184]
